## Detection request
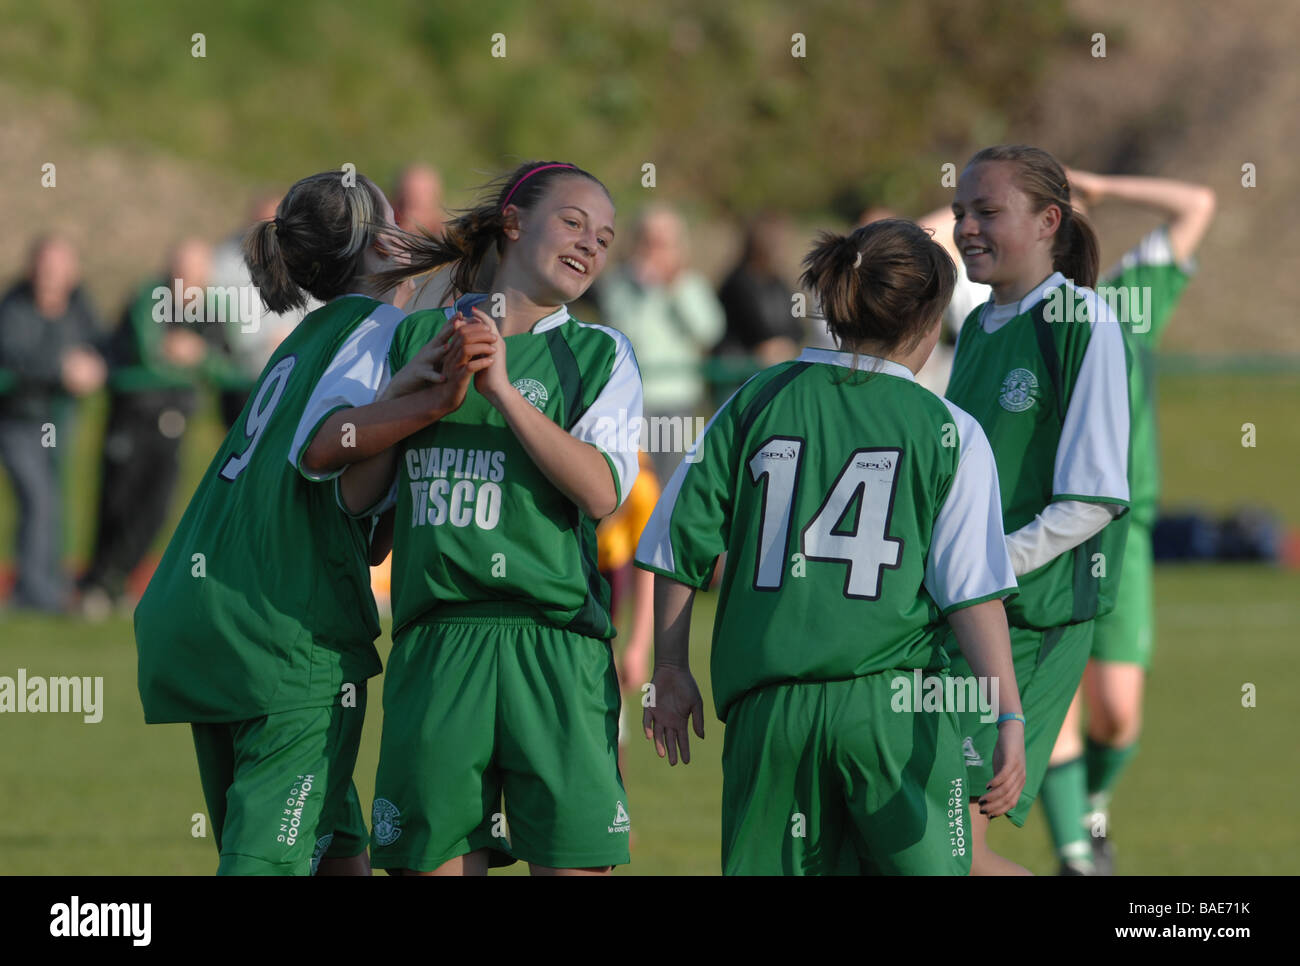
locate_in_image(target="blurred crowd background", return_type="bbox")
[1,0,1297,617]
[0,170,900,616]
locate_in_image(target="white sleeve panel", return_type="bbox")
[571,324,644,509]
[925,400,1017,612]
[288,302,406,482]
[1102,226,1197,282]
[1005,500,1118,576]
[1053,292,1130,504]
[1131,226,1175,268]
[635,385,743,576]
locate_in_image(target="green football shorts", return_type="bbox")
[191,683,368,875]
[944,621,1093,826]
[1091,522,1154,668]
[312,781,368,873]
[721,672,970,875]
[371,609,630,872]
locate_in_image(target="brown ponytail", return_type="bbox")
[369,160,609,299]
[799,218,956,361]
[1056,212,1101,290]
[965,145,1100,289]
[243,170,386,314]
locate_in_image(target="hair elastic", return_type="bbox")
[501,163,576,211]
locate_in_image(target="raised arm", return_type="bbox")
[336,318,499,514]
[301,317,498,475]
[1066,169,1216,265]
[469,307,640,520]
[480,378,620,519]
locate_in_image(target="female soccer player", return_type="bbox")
[943,145,1133,875]
[1040,170,1216,875]
[134,169,497,876]
[339,160,643,876]
[636,218,1027,876]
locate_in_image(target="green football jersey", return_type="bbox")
[635,348,1017,723]
[385,293,643,641]
[945,272,1132,630]
[135,296,405,724]
[1100,227,1193,526]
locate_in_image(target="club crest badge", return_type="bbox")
[371,798,402,847]
[513,378,549,411]
[998,368,1039,413]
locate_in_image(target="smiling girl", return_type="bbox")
[635,219,1026,876]
[134,169,494,875]
[1040,169,1216,875]
[943,145,1132,875]
[341,161,644,876]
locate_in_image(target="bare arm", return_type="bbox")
[946,599,1021,718]
[341,447,400,517]
[369,507,396,566]
[619,565,656,690]
[643,574,706,765]
[305,388,460,476]
[337,318,499,513]
[303,319,499,475]
[487,385,618,519]
[652,574,695,671]
[1067,170,1217,265]
[469,307,619,519]
[947,598,1026,816]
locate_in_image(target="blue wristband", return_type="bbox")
[997,712,1026,726]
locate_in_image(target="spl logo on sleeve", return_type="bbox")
[998,368,1039,413]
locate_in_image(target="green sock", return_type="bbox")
[1085,737,1139,808]
[1041,756,1091,862]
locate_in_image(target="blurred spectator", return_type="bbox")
[714,213,802,397]
[595,205,724,482]
[395,164,457,311]
[393,163,445,237]
[77,240,217,616]
[209,192,315,427]
[0,236,106,612]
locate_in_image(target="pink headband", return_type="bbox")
[501,163,575,211]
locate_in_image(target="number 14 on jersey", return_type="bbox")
[748,436,903,600]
